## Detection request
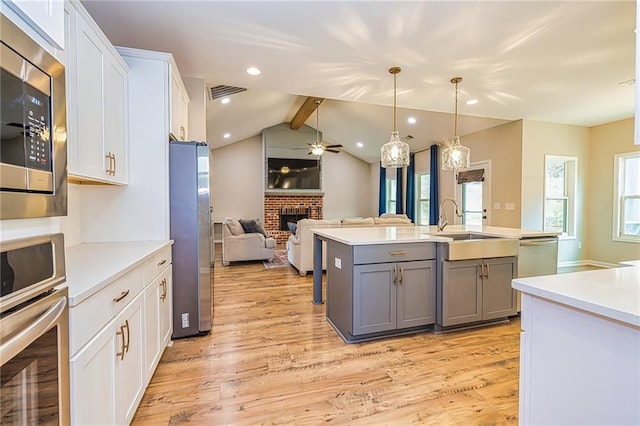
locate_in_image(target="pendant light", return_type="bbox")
[442,77,471,170]
[381,66,410,168]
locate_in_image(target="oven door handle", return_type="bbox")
[0,296,67,363]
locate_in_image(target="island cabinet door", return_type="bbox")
[353,263,397,335]
[482,256,517,320]
[397,260,436,329]
[440,259,483,327]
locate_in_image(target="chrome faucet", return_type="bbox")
[437,198,463,231]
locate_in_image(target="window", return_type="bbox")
[386,177,396,214]
[613,152,640,242]
[416,173,430,225]
[544,155,577,236]
[461,181,483,226]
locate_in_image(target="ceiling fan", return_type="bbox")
[308,100,342,156]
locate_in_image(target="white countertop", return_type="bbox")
[65,240,172,307]
[513,266,640,327]
[313,224,559,245]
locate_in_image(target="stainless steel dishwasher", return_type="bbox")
[516,236,559,310]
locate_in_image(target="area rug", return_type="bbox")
[264,250,291,269]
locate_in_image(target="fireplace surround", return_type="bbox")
[264,195,323,245]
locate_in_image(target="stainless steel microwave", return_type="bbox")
[0,14,67,219]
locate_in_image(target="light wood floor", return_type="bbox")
[132,250,521,425]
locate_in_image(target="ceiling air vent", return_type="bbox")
[208,85,246,101]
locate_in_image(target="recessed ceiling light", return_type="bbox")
[466,99,479,105]
[223,133,231,139]
[356,142,364,148]
[407,117,416,124]
[246,67,261,76]
[220,97,230,104]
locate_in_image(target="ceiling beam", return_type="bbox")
[290,97,324,130]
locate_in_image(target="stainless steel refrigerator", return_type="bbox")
[169,141,212,338]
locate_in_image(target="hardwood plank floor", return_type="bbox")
[132,249,520,425]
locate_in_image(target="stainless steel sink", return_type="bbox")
[437,233,519,260]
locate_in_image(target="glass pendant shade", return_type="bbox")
[442,77,471,171]
[381,66,410,168]
[442,136,470,170]
[381,131,410,168]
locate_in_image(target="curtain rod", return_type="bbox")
[412,143,441,155]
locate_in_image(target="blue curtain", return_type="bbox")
[429,145,440,225]
[406,153,415,221]
[378,162,386,215]
[395,166,403,214]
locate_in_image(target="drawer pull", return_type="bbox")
[113,290,130,303]
[157,259,167,267]
[389,250,407,255]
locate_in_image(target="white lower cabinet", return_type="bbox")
[71,293,144,425]
[144,266,172,379]
[69,244,173,425]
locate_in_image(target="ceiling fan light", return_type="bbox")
[381,131,410,168]
[311,145,325,156]
[442,136,471,170]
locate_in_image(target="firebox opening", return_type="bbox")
[279,206,311,231]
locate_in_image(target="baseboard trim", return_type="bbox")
[557,260,619,269]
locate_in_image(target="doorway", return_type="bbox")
[456,161,491,226]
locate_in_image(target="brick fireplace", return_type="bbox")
[264,195,323,246]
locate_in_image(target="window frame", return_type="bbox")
[416,172,430,225]
[385,177,397,214]
[543,155,577,237]
[613,152,640,243]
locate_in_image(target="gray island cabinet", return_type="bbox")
[437,256,517,329]
[327,241,437,342]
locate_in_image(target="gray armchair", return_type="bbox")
[221,217,275,266]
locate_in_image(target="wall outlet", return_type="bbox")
[493,202,501,210]
[578,241,582,249]
[505,202,516,211]
[334,257,342,269]
[181,313,190,328]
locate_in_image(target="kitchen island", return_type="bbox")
[312,225,544,342]
[513,266,640,425]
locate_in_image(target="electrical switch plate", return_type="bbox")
[505,202,515,211]
[494,202,501,210]
[334,257,342,269]
[181,313,189,328]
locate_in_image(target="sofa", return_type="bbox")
[286,214,414,276]
[222,217,276,266]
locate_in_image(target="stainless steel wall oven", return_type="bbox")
[0,233,69,425]
[0,14,67,219]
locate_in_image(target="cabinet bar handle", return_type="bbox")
[113,290,130,303]
[112,153,117,176]
[160,278,167,301]
[400,268,404,285]
[157,259,167,267]
[485,263,490,279]
[116,324,126,360]
[393,267,397,285]
[479,263,486,279]
[124,319,130,354]
[389,250,407,255]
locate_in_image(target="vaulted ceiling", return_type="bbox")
[82,0,636,163]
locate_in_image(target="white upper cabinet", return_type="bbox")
[170,67,189,140]
[65,0,128,185]
[3,0,65,49]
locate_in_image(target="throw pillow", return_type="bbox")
[240,219,270,238]
[287,222,297,235]
[227,219,244,235]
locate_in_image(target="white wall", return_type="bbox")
[586,118,639,264]
[521,120,590,263]
[322,150,371,218]
[211,135,264,221]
